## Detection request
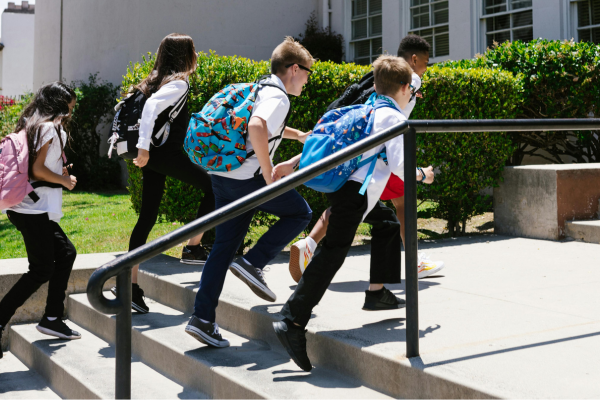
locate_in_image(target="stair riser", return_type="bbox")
[9,326,102,399]
[565,222,600,244]
[138,270,494,399]
[67,296,267,399]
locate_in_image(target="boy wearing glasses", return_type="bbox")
[273,55,435,372]
[288,34,445,285]
[185,37,314,348]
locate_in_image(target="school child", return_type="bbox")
[0,82,81,358]
[272,55,435,372]
[119,33,215,314]
[288,34,445,284]
[184,37,314,348]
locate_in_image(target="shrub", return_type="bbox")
[296,11,345,63]
[413,65,523,236]
[0,95,32,139]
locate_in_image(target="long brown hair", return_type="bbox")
[15,82,76,175]
[136,33,197,96]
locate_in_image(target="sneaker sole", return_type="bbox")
[185,325,229,348]
[362,302,406,311]
[229,263,277,302]
[289,244,303,283]
[180,259,206,265]
[418,263,445,279]
[273,322,312,372]
[36,325,81,340]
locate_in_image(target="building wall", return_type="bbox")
[34,0,318,89]
[1,12,35,96]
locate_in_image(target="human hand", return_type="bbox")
[62,164,73,176]
[272,161,295,182]
[422,166,434,184]
[262,166,274,185]
[133,149,149,168]
[63,175,77,191]
[299,130,312,144]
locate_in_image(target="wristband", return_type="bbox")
[418,167,426,183]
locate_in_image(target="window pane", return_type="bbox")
[412,5,430,29]
[592,0,600,25]
[578,0,591,27]
[411,0,429,6]
[513,10,533,27]
[487,30,511,47]
[372,37,383,56]
[355,57,372,66]
[511,0,532,10]
[353,0,368,17]
[370,15,382,35]
[433,1,449,25]
[579,28,592,42]
[592,26,600,43]
[354,40,371,58]
[435,32,450,56]
[487,14,510,31]
[369,0,382,15]
[352,19,368,39]
[512,27,533,42]
[436,24,449,33]
[484,0,507,15]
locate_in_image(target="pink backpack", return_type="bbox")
[0,130,36,209]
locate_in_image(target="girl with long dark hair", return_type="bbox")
[119,33,215,313]
[0,82,81,357]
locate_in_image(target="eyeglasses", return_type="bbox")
[285,63,313,77]
[400,81,417,101]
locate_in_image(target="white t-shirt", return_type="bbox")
[402,72,422,118]
[211,74,290,180]
[5,123,66,222]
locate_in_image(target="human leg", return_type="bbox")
[44,222,77,319]
[391,196,406,247]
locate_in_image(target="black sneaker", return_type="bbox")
[273,321,312,372]
[0,327,3,359]
[362,287,406,311]
[229,258,276,302]
[181,245,208,265]
[185,316,229,348]
[110,284,149,313]
[36,316,81,340]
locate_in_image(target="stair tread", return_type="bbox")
[10,322,206,399]
[566,219,600,226]
[0,351,60,399]
[69,292,390,399]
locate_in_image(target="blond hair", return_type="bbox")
[271,36,315,75]
[373,55,412,96]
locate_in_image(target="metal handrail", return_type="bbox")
[87,118,600,399]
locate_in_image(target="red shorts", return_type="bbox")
[380,173,404,201]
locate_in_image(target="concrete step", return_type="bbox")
[9,322,206,399]
[68,292,390,399]
[565,219,600,244]
[0,351,60,399]
[135,253,493,399]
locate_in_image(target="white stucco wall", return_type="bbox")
[2,11,35,96]
[34,0,319,89]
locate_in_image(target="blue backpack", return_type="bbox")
[184,76,289,173]
[299,99,395,194]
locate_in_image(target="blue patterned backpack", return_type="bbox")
[299,99,395,194]
[184,76,289,173]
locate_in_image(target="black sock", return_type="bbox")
[366,287,385,297]
[283,318,304,330]
[186,244,200,249]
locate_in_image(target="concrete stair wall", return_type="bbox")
[565,199,600,244]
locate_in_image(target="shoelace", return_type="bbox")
[255,267,269,281]
[212,323,221,336]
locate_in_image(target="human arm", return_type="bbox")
[282,126,312,143]
[272,154,302,182]
[248,116,274,184]
[31,140,77,190]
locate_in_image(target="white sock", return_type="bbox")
[199,318,211,324]
[46,317,57,321]
[306,236,317,253]
[242,257,252,266]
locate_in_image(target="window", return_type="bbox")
[351,0,382,65]
[408,0,450,58]
[482,0,533,48]
[575,0,600,43]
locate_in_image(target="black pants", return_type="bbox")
[129,144,215,251]
[0,212,77,327]
[281,181,401,327]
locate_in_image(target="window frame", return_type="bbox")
[571,0,600,42]
[407,0,450,58]
[349,0,383,65]
[481,0,533,50]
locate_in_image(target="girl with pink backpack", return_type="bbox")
[0,82,81,359]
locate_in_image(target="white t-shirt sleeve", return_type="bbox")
[137,80,188,150]
[383,113,407,181]
[251,96,289,135]
[36,123,60,151]
[401,73,422,119]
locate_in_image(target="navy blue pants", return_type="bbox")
[193,175,312,322]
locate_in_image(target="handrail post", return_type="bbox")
[404,126,419,358]
[115,270,132,399]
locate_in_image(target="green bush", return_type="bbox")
[0,95,32,139]
[413,65,523,235]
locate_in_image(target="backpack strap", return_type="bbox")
[28,181,64,203]
[153,82,190,147]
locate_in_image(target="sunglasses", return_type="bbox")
[400,81,418,101]
[285,63,313,77]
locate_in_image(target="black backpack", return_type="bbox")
[108,83,189,160]
[326,71,375,112]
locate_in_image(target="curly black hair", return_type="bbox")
[397,34,431,58]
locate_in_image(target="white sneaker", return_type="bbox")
[417,253,445,279]
[289,239,314,283]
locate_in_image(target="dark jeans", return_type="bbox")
[281,180,401,327]
[0,212,77,327]
[193,174,312,322]
[129,144,215,251]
